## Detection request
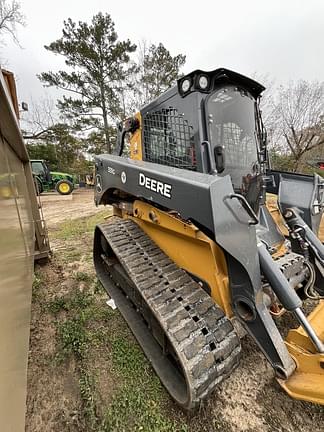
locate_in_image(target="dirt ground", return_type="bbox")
[40,189,102,228]
[26,190,324,432]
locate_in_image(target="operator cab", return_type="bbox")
[122,68,266,212]
[30,160,51,182]
[177,68,266,212]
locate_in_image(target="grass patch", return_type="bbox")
[79,366,98,430]
[75,271,93,283]
[57,316,89,360]
[111,337,151,380]
[59,249,83,263]
[48,289,94,315]
[93,279,104,294]
[56,211,109,240]
[33,270,43,290]
[32,268,46,303]
[102,386,186,432]
[101,335,187,432]
[48,296,67,314]
[50,288,97,364]
[52,286,106,430]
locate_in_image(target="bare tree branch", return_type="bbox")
[264,79,324,171]
[0,0,25,46]
[20,97,58,139]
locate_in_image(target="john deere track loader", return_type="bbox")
[93,68,324,410]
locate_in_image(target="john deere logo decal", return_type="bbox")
[121,171,127,184]
[138,172,172,198]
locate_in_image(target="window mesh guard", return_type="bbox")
[143,108,196,170]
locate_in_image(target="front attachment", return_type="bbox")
[279,301,324,405]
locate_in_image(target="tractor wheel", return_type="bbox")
[56,179,73,195]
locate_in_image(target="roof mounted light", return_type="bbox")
[178,68,265,99]
[181,78,191,93]
[198,75,209,90]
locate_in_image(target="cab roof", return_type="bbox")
[177,67,265,99]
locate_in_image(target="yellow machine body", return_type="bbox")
[120,200,233,317]
[279,301,324,404]
[129,112,143,161]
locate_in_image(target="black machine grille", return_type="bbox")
[143,108,197,170]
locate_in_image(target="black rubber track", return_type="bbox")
[94,217,241,410]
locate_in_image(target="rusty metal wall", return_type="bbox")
[0,71,35,431]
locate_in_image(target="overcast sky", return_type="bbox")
[1,0,324,106]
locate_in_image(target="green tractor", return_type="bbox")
[31,159,74,195]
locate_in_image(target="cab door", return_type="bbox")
[206,85,263,212]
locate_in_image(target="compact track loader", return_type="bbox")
[93,68,324,410]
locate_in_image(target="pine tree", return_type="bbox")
[126,41,186,111]
[38,13,136,153]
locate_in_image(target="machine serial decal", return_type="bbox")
[107,166,116,175]
[139,172,172,198]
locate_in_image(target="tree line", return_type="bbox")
[262,78,324,174]
[1,1,323,175]
[23,12,186,174]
